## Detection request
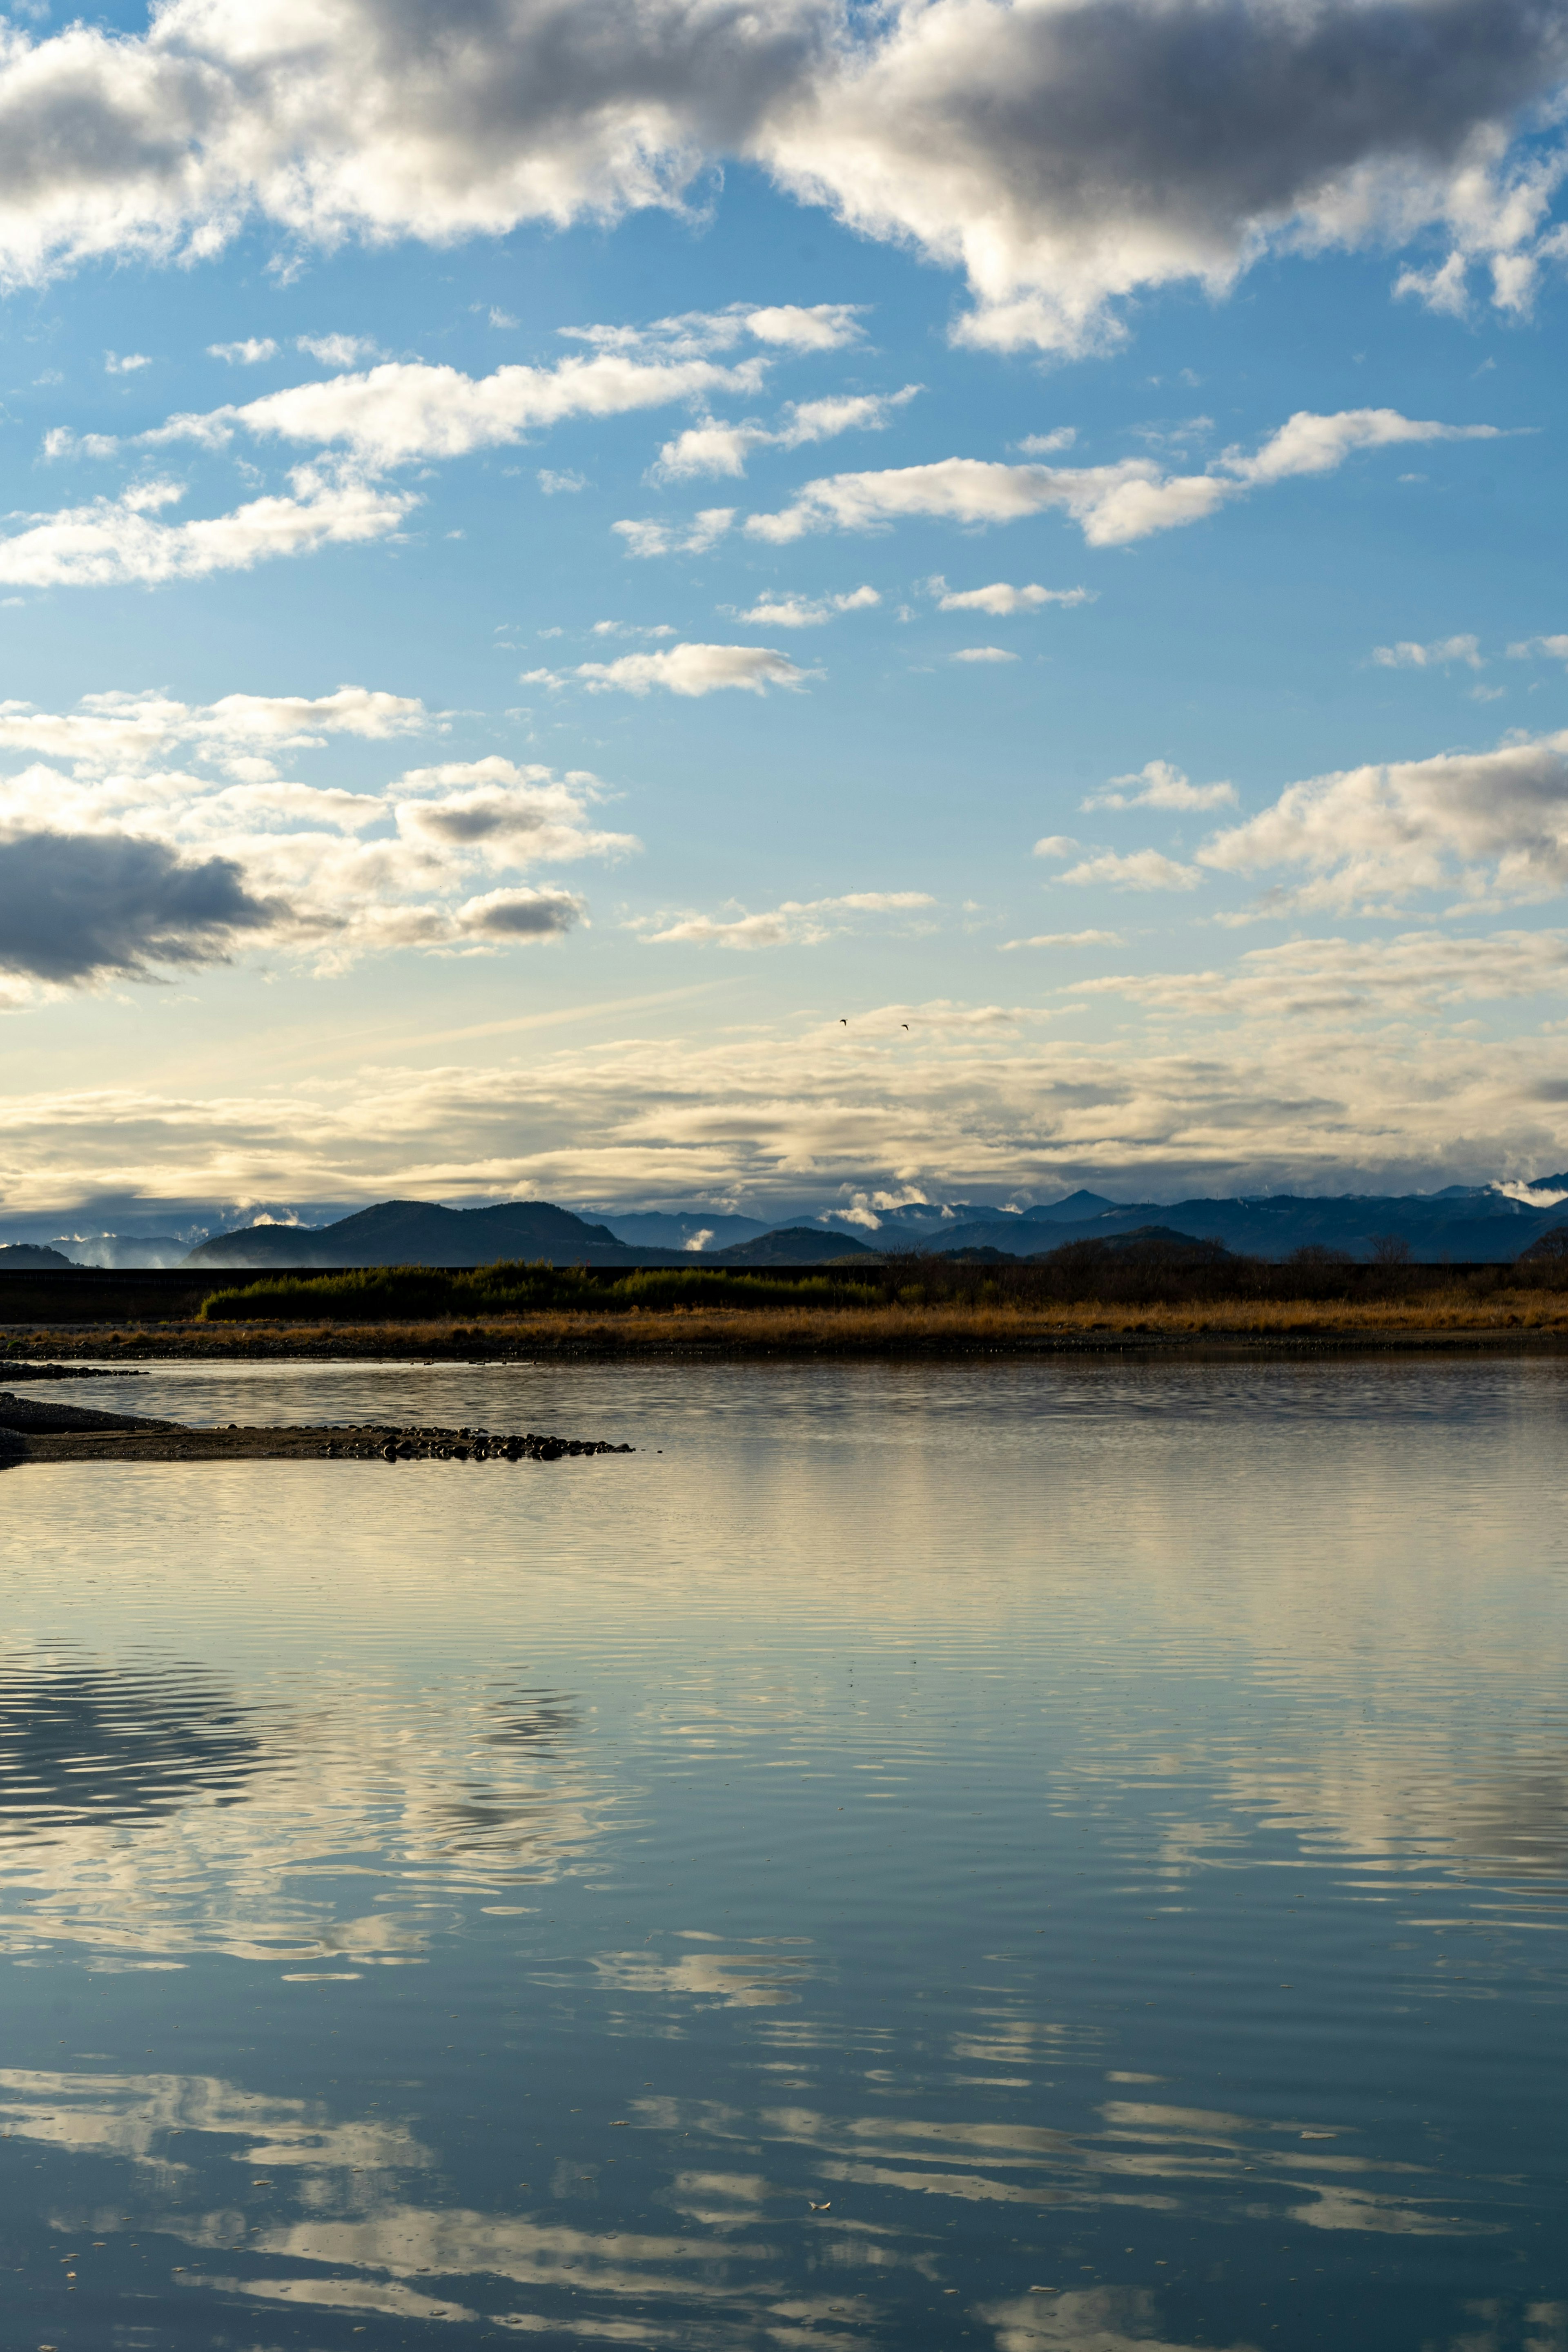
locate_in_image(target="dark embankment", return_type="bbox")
[194,1227,1568,1321]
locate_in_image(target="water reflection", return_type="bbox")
[1,1357,1564,2348]
[0,1654,264,1835]
[0,1652,611,1967]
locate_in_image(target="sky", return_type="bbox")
[4,0,1568,1236]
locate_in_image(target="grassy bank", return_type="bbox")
[8,1283,1568,1361]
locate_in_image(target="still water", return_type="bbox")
[2,1355,1565,2351]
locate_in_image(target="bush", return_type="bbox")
[197,1260,879,1322]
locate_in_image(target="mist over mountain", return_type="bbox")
[142,1176,1568,1272]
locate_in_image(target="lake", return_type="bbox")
[2,1355,1565,2350]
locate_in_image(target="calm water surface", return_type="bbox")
[2,1356,1566,2351]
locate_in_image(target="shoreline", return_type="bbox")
[6,1295,1568,1365]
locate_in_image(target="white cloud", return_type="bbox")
[0,2,1558,367]
[537,468,586,495]
[999,930,1121,950]
[934,579,1092,615]
[0,469,412,590]
[209,337,278,365]
[745,411,1501,549]
[742,303,865,351]
[296,333,384,368]
[0,685,430,773]
[1059,849,1203,891]
[1085,760,1236,812]
[1015,430,1077,455]
[1373,635,1484,671]
[104,350,150,374]
[641,890,933,948]
[11,984,1568,1208]
[952,646,1017,664]
[651,385,921,481]
[1073,930,1568,1020]
[731,586,878,628]
[612,508,735,559]
[1508,635,1568,663]
[137,350,768,470]
[0,716,632,988]
[573,643,813,698]
[488,306,518,329]
[762,2,1568,354]
[1200,728,1568,910]
[1032,835,1079,859]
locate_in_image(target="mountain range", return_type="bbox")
[7,1180,1567,1273]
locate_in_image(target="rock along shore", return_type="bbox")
[0,1393,634,1466]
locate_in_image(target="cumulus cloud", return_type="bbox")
[0,470,412,590]
[1373,634,1484,670]
[0,703,633,986]
[746,410,1501,548]
[1085,759,1236,812]
[640,889,933,947]
[651,385,921,480]
[137,349,770,470]
[0,2,1557,363]
[537,468,586,494]
[105,350,150,374]
[953,646,1017,664]
[451,886,584,940]
[612,507,735,559]
[1059,848,1203,890]
[933,579,1093,614]
[1508,634,1568,663]
[1032,835,1079,858]
[571,642,813,696]
[209,336,277,364]
[731,585,878,626]
[760,0,1568,352]
[1200,728,1568,910]
[0,829,274,982]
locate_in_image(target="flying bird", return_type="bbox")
[901,1022,908,1030]
[840,1018,847,1025]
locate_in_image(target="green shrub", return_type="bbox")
[197,1260,879,1322]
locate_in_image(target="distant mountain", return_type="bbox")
[930,1189,1568,1264]
[0,1243,80,1270]
[710,1226,878,1266]
[184,1198,682,1271]
[1020,1190,1119,1223]
[594,1209,772,1252]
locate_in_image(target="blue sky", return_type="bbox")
[4,0,1568,1232]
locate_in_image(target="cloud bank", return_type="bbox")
[0,697,636,989]
[0,2,1561,354]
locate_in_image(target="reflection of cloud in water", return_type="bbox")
[0,2060,1485,2348]
[0,2065,428,2177]
[1187,1752,1568,1896]
[980,2285,1255,2351]
[628,2089,1483,2240]
[0,1654,265,1834]
[589,1937,816,2009]
[0,1650,612,1966]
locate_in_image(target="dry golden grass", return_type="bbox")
[15,1285,1568,1359]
